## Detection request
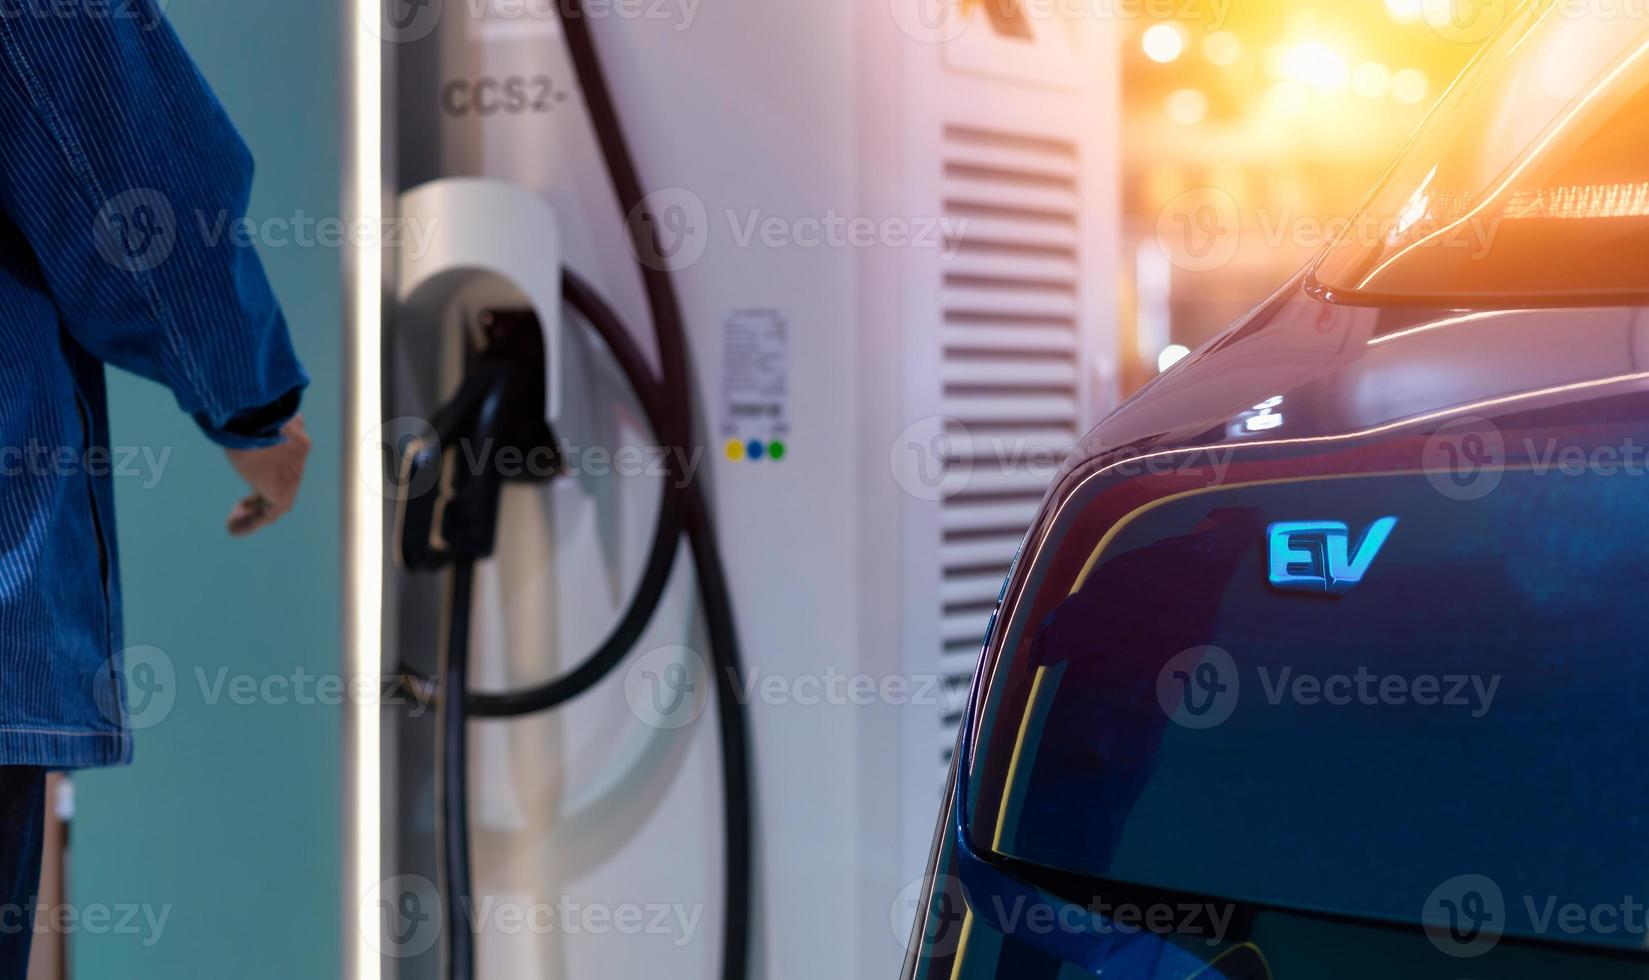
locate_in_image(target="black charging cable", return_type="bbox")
[551,2,756,969]
[399,268,753,980]
[463,277,687,715]
[467,269,753,975]
[437,559,477,980]
[397,309,562,980]
[550,273,754,980]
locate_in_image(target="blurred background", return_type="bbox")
[25,1,1502,978]
[1118,0,1490,392]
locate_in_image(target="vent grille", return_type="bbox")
[934,123,1083,781]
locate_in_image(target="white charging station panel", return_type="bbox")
[364,2,1119,977]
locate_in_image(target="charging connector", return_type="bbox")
[397,310,562,570]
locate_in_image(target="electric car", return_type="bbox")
[903,9,1649,980]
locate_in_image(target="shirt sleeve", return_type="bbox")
[0,1,307,448]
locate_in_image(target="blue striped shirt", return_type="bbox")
[0,0,306,768]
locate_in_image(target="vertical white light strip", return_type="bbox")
[347,2,383,980]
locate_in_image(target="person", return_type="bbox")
[0,5,308,977]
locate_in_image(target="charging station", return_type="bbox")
[343,1,1121,977]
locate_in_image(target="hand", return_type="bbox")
[225,415,310,536]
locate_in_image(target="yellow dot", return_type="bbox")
[725,439,746,462]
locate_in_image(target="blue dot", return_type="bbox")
[746,440,765,461]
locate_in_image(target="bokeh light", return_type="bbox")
[1392,67,1430,104]
[1278,41,1350,94]
[1354,62,1392,98]
[1117,0,1491,394]
[1165,88,1209,125]
[1203,31,1242,67]
[1142,23,1187,64]
[1385,0,1424,24]
[1266,79,1311,117]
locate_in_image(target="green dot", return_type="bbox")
[768,440,787,461]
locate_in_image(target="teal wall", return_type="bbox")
[72,2,342,977]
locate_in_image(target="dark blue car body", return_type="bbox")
[902,9,1649,978]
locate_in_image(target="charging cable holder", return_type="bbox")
[391,177,566,568]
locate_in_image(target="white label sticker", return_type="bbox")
[720,310,789,460]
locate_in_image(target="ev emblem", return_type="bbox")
[1267,517,1398,595]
